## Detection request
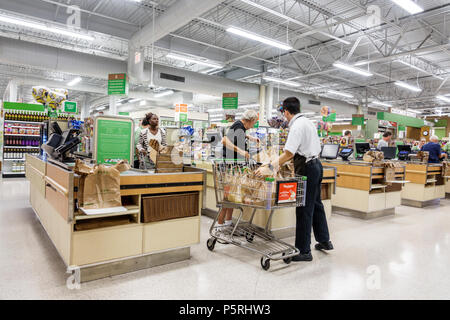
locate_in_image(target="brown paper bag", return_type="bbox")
[442,162,450,177]
[74,160,130,209]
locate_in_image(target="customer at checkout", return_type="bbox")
[377,131,392,150]
[137,112,167,169]
[216,110,259,231]
[421,135,448,163]
[134,119,147,168]
[256,97,333,262]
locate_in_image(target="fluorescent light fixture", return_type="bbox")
[394,60,444,80]
[333,62,373,77]
[263,76,301,87]
[208,108,225,113]
[327,90,353,98]
[226,26,292,51]
[394,81,422,92]
[437,95,450,103]
[128,98,140,103]
[372,101,392,108]
[67,77,82,86]
[408,109,422,114]
[390,0,424,15]
[239,104,260,109]
[96,106,107,111]
[166,53,223,69]
[154,90,174,98]
[140,100,146,106]
[0,15,94,40]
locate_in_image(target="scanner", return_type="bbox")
[339,148,353,161]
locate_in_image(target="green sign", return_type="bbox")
[96,119,132,165]
[377,112,424,128]
[323,112,336,122]
[352,115,364,126]
[119,112,130,116]
[48,109,58,118]
[223,93,238,109]
[108,73,129,96]
[64,101,77,113]
[181,120,193,126]
[398,125,406,131]
[3,102,45,112]
[179,113,188,122]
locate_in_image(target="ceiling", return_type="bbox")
[0,0,449,118]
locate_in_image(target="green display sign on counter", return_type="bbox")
[94,117,133,165]
[119,112,130,116]
[64,101,77,113]
[223,93,238,109]
[179,113,188,122]
[108,73,129,96]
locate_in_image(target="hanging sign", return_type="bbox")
[175,104,188,122]
[64,101,78,113]
[222,93,238,109]
[108,73,129,96]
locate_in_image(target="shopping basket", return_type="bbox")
[207,159,307,270]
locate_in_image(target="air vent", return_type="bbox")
[308,100,321,106]
[160,73,185,83]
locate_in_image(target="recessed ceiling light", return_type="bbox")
[390,0,424,15]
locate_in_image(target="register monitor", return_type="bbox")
[397,145,412,161]
[339,148,353,161]
[381,146,397,160]
[320,144,340,160]
[355,143,370,159]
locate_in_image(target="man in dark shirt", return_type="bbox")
[217,110,259,231]
[421,135,448,163]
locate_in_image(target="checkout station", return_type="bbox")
[26,116,205,282]
[321,143,407,219]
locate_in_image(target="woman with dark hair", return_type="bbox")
[137,112,167,169]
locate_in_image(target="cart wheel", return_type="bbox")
[260,257,270,271]
[282,253,292,264]
[245,232,255,243]
[207,238,217,251]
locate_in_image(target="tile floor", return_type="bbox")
[0,178,449,299]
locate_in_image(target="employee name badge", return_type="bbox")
[276,180,298,204]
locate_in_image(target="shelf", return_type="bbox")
[4,120,43,124]
[4,134,40,137]
[371,184,387,189]
[2,171,25,175]
[74,205,140,221]
[3,159,26,161]
[3,146,40,149]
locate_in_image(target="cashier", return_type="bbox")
[137,112,167,169]
[421,135,448,163]
[377,131,392,150]
[256,97,333,262]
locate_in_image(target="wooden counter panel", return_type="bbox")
[332,165,372,191]
[26,155,46,175]
[46,162,72,191]
[142,216,200,254]
[323,167,336,178]
[71,224,143,266]
[46,184,70,221]
[26,163,46,198]
[120,185,203,196]
[120,173,203,186]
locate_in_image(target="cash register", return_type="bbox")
[355,142,370,160]
[338,147,353,161]
[397,145,412,161]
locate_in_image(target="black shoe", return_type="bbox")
[315,241,334,251]
[291,252,313,262]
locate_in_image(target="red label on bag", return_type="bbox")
[277,182,298,203]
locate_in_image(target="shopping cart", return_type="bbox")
[207,159,307,271]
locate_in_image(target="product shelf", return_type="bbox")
[4,120,44,125]
[5,134,40,137]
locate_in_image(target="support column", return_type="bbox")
[259,85,266,126]
[109,96,117,115]
[80,95,89,120]
[3,80,18,102]
[264,84,274,124]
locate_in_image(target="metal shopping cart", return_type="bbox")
[207,159,307,270]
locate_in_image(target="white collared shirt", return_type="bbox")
[284,113,321,160]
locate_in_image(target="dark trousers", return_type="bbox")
[294,158,330,254]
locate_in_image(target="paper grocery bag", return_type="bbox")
[442,162,450,177]
[74,160,130,209]
[384,167,396,184]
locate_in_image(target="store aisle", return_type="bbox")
[0,178,449,300]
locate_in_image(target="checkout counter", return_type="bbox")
[402,162,445,207]
[322,160,406,219]
[195,160,336,239]
[26,154,205,282]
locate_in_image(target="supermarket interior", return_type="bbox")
[0,0,450,301]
